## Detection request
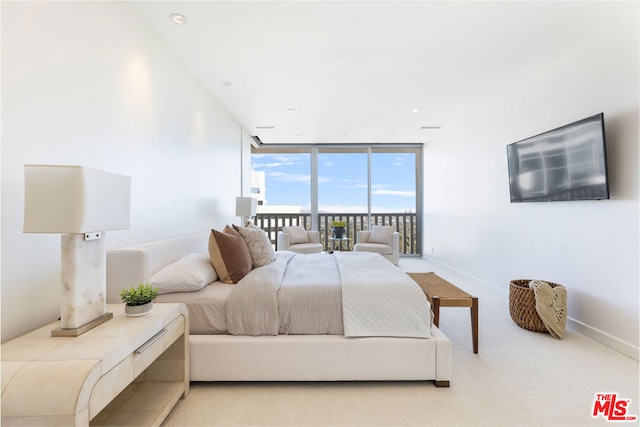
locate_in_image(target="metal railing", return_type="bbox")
[254,212,420,255]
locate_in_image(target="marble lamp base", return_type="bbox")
[52,233,112,337]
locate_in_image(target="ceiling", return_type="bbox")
[130,1,624,145]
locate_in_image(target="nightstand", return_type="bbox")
[1,303,189,426]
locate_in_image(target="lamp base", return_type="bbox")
[51,312,113,337]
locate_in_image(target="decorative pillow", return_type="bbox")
[208,226,253,284]
[283,225,309,244]
[151,252,218,294]
[369,225,394,244]
[234,223,276,268]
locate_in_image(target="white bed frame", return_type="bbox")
[106,232,452,386]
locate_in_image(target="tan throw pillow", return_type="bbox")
[282,226,309,244]
[208,226,252,284]
[234,223,276,268]
[369,225,394,244]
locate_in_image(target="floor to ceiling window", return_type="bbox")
[251,144,421,256]
[371,146,420,255]
[317,147,368,214]
[250,147,312,245]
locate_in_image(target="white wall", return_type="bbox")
[1,2,245,341]
[424,6,639,358]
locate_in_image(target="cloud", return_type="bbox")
[252,154,307,170]
[372,189,416,197]
[267,171,333,184]
[261,161,295,169]
[269,171,310,183]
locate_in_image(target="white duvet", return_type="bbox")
[226,251,431,338]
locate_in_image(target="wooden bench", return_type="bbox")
[408,272,479,354]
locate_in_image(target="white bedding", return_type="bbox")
[278,252,343,335]
[226,251,431,338]
[335,251,431,338]
[225,251,293,335]
[155,282,233,334]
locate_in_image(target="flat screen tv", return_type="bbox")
[507,113,609,202]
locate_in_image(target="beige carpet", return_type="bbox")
[162,258,638,426]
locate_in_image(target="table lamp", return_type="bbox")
[23,165,131,337]
[235,196,257,225]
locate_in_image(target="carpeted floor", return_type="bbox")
[161,258,638,426]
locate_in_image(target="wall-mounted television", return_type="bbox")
[507,113,610,202]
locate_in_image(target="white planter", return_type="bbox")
[125,302,153,317]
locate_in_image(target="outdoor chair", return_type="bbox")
[277,226,323,254]
[354,225,400,265]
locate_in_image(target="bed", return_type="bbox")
[106,230,452,386]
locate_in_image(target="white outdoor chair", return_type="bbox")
[277,226,323,254]
[354,225,400,265]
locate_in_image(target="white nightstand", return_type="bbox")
[1,303,189,426]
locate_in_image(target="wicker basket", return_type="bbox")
[509,279,562,333]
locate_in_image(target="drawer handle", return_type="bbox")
[135,329,167,354]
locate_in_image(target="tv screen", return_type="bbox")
[507,113,609,202]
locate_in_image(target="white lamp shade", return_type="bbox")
[24,165,131,233]
[235,197,257,217]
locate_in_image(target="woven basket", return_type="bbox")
[509,279,562,333]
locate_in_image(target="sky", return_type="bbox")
[251,152,416,213]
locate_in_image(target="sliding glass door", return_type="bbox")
[251,144,422,255]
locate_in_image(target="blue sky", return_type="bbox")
[252,152,416,213]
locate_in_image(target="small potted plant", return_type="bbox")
[330,220,347,238]
[120,283,159,317]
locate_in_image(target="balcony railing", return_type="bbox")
[254,212,420,255]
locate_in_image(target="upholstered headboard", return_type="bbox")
[106,231,210,303]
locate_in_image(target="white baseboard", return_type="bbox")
[566,318,639,361]
[422,255,639,362]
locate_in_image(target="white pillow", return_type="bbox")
[369,225,394,244]
[236,223,276,268]
[283,226,309,244]
[151,252,218,294]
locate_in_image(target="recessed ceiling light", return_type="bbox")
[255,126,276,130]
[170,13,188,25]
[286,108,296,113]
[412,108,420,113]
[220,81,232,86]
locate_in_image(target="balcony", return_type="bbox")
[254,212,420,255]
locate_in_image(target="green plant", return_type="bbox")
[120,283,159,306]
[330,220,347,228]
